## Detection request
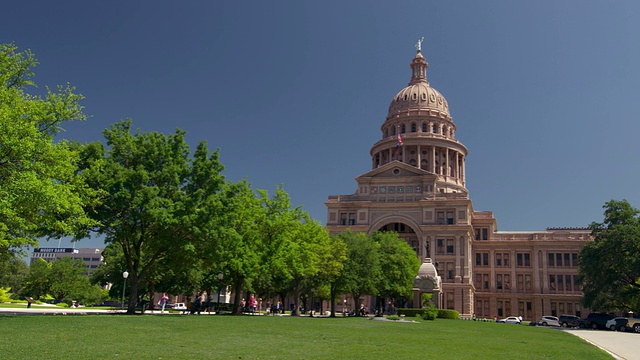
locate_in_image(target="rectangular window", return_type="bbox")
[446,211,454,225]
[496,274,502,290]
[436,239,444,255]
[573,275,580,292]
[436,211,445,225]
[504,253,510,267]
[556,253,562,267]
[517,274,524,291]
[564,253,570,268]
[496,253,502,267]
[548,253,554,267]
[483,253,489,266]
[446,239,454,254]
[565,275,572,291]
[504,274,510,290]
[475,274,482,289]
[557,274,563,290]
[348,213,356,225]
[475,227,488,240]
[446,262,454,280]
[549,275,556,290]
[483,274,489,289]
[571,253,578,267]
[525,274,532,291]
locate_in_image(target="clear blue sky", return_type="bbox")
[3,1,640,249]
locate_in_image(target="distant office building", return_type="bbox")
[31,248,104,275]
[326,44,591,321]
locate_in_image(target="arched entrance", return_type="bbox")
[378,222,420,257]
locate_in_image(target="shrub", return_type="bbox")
[0,287,12,303]
[423,305,438,320]
[437,309,460,319]
[386,315,401,321]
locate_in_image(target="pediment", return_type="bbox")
[356,161,435,181]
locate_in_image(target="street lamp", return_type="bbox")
[121,271,129,311]
[217,273,223,314]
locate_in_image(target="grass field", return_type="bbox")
[0,314,612,359]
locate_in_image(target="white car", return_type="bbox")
[605,317,628,331]
[498,316,521,324]
[171,303,187,311]
[539,315,560,326]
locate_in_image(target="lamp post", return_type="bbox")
[121,271,129,311]
[217,273,223,314]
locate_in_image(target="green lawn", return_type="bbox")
[0,314,612,359]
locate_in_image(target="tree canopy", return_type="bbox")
[580,199,640,312]
[0,43,96,261]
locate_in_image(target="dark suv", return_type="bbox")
[584,313,615,330]
[559,314,583,328]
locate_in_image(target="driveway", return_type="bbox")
[564,329,638,360]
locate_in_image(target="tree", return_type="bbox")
[313,232,346,317]
[202,180,262,315]
[80,120,220,313]
[331,230,380,317]
[373,231,420,312]
[580,199,640,312]
[20,258,51,300]
[275,214,332,316]
[0,43,96,261]
[0,257,28,296]
[49,257,102,305]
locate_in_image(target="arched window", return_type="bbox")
[404,94,408,101]
[432,124,437,133]
[411,123,417,132]
[392,127,396,136]
[401,124,406,133]
[422,123,427,132]
[412,93,417,100]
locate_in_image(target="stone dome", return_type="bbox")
[417,258,439,278]
[387,51,451,120]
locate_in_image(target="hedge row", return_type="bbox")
[397,308,460,320]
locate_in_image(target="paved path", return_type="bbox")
[564,329,639,360]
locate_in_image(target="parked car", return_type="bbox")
[171,303,187,311]
[605,317,628,331]
[559,314,583,328]
[625,317,640,333]
[497,316,521,324]
[539,316,560,327]
[584,313,615,330]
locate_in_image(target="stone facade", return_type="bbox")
[325,47,591,321]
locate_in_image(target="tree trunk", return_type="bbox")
[329,283,336,317]
[232,280,243,315]
[126,273,138,314]
[292,279,300,316]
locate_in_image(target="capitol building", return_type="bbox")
[326,43,591,321]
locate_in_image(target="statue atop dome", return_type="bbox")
[416,36,424,52]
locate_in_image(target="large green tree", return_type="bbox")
[0,43,96,261]
[331,230,380,317]
[373,231,420,312]
[580,199,640,312]
[80,120,223,313]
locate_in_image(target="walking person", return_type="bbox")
[160,292,169,313]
